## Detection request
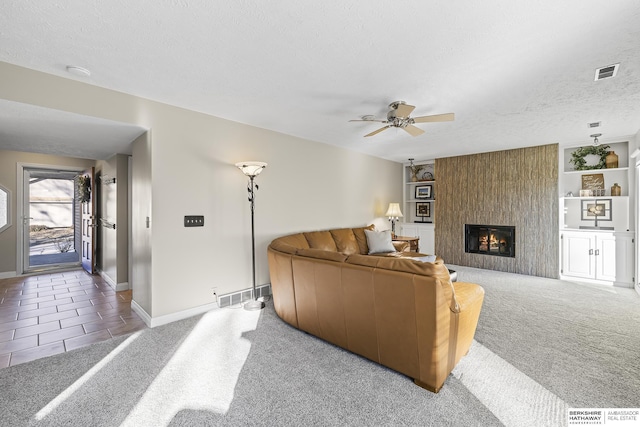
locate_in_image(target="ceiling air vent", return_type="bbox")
[588,121,601,128]
[594,63,619,81]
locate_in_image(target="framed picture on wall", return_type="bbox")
[415,184,432,199]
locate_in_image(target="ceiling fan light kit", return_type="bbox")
[350,101,454,137]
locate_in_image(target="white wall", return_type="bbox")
[96,153,129,289]
[0,62,402,320]
[131,133,152,316]
[149,108,400,316]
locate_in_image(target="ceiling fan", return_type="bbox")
[349,101,454,137]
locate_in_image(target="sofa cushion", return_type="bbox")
[364,229,396,254]
[376,257,459,312]
[375,257,446,277]
[346,255,459,313]
[297,248,348,263]
[330,228,360,255]
[271,233,310,252]
[345,254,381,268]
[352,224,375,254]
[304,231,338,251]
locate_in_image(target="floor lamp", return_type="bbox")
[235,161,268,311]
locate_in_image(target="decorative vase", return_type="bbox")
[606,151,619,169]
[411,172,418,182]
[611,183,621,196]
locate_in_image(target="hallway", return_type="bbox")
[0,270,146,368]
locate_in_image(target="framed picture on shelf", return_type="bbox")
[581,173,605,194]
[415,184,432,199]
[581,199,612,221]
[415,202,431,222]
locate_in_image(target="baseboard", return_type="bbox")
[560,274,634,289]
[131,299,221,329]
[131,284,272,329]
[131,300,152,327]
[115,281,129,291]
[0,271,17,279]
[614,281,635,289]
[98,270,129,291]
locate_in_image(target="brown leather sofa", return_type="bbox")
[267,225,485,393]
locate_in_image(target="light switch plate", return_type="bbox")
[184,215,204,227]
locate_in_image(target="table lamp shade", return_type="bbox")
[385,203,403,218]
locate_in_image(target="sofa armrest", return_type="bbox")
[392,241,410,252]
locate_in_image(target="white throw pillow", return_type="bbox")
[364,229,396,254]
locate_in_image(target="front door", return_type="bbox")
[22,167,81,273]
[80,167,96,274]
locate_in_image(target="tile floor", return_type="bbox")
[0,269,147,369]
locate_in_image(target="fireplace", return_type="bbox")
[465,224,515,257]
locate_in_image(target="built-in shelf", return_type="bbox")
[560,196,629,200]
[563,166,628,174]
[402,160,436,247]
[403,162,436,219]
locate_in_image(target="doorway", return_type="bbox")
[21,167,85,273]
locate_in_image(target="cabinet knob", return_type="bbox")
[589,249,594,255]
[595,249,600,256]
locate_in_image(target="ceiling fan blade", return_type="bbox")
[403,124,425,137]
[364,125,391,137]
[412,113,455,123]
[395,103,416,118]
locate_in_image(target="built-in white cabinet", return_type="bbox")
[559,140,635,287]
[400,159,436,254]
[560,230,634,287]
[398,223,435,255]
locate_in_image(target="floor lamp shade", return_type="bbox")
[236,161,268,311]
[235,161,267,177]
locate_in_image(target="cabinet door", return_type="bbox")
[417,226,435,255]
[399,224,418,238]
[595,234,617,281]
[562,233,595,279]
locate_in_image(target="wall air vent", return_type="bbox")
[594,63,619,81]
[588,122,601,128]
[217,284,271,308]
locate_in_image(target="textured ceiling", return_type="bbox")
[1,1,640,162]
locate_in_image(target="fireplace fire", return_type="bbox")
[465,224,515,257]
